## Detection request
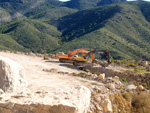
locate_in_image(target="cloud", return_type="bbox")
[59,0,70,2]
[127,0,150,1]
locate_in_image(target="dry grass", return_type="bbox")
[132,92,150,113]
[110,92,150,113]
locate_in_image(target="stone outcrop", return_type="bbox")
[0,56,27,93]
[0,86,91,113]
[0,103,76,113]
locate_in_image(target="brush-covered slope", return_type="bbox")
[0,19,61,53]
[0,7,12,25]
[64,0,126,10]
[24,5,77,25]
[0,34,28,51]
[0,0,77,25]
[55,2,150,60]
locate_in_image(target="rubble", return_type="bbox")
[97,73,105,80]
[137,85,144,91]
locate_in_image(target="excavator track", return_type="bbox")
[59,58,73,63]
[73,61,93,68]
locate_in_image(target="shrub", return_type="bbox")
[121,77,128,83]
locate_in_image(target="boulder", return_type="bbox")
[0,56,27,93]
[105,83,115,90]
[0,89,4,95]
[112,76,119,82]
[97,73,105,80]
[127,84,137,90]
[142,83,147,88]
[137,85,144,91]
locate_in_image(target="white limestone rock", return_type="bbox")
[97,73,105,80]
[0,86,91,113]
[0,56,27,93]
[127,84,137,90]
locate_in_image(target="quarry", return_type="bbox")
[0,51,150,113]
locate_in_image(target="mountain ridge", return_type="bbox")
[64,0,126,10]
[0,1,150,60]
[54,2,150,60]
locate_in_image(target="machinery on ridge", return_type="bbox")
[56,48,111,66]
[56,48,90,63]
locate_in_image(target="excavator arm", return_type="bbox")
[68,48,89,56]
[83,49,111,63]
[72,49,111,66]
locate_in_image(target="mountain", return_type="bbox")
[64,0,126,10]
[0,0,77,25]
[0,19,61,53]
[0,0,77,52]
[0,0,150,60]
[0,34,28,52]
[54,2,150,60]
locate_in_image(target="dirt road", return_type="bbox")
[0,51,98,92]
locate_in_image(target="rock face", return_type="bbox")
[0,86,91,113]
[0,103,76,113]
[0,56,27,93]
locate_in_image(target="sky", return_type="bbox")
[127,0,150,1]
[59,0,70,2]
[59,0,150,2]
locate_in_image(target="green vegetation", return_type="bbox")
[54,2,150,60]
[0,34,29,52]
[64,0,126,10]
[0,1,150,60]
[0,19,61,53]
[114,59,150,74]
[0,7,12,25]
[121,77,128,83]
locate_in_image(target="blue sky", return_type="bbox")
[127,0,150,1]
[59,0,150,2]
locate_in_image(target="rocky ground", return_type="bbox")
[0,51,150,113]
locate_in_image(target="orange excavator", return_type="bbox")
[56,48,91,63]
[56,48,111,66]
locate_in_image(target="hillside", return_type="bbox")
[64,0,126,10]
[55,2,150,60]
[0,0,76,53]
[0,7,12,25]
[0,1,150,60]
[0,19,61,53]
[0,0,77,24]
[0,34,28,51]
